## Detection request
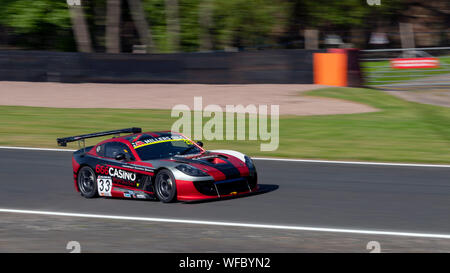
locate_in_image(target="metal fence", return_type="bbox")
[360,47,450,89]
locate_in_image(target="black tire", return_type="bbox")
[77,166,98,198]
[154,169,177,203]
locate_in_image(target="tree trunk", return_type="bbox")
[165,0,181,52]
[127,0,155,52]
[68,6,93,53]
[106,0,121,53]
[198,0,214,51]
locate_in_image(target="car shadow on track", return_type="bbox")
[103,184,279,204]
[182,184,279,204]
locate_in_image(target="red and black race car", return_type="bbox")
[57,128,258,203]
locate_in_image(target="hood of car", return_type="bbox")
[172,152,246,179]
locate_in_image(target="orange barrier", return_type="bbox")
[313,53,347,86]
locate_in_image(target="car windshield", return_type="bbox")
[132,134,203,160]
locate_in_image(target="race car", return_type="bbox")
[57,128,258,203]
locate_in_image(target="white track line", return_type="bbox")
[0,146,75,152]
[1,146,449,168]
[1,208,450,239]
[253,157,450,168]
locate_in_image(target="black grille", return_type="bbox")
[193,180,217,196]
[193,178,251,196]
[216,178,250,196]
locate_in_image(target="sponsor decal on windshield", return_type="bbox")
[132,135,192,149]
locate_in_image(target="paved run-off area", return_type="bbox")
[0,82,377,116]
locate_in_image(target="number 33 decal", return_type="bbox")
[97,176,112,196]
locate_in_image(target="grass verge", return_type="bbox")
[0,87,449,163]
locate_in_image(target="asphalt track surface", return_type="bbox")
[1,149,449,235]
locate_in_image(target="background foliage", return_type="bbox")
[0,0,445,52]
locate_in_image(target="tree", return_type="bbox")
[213,0,288,49]
[198,0,213,51]
[165,0,181,52]
[128,0,155,52]
[0,0,440,52]
[69,3,93,52]
[106,0,121,53]
[0,0,76,51]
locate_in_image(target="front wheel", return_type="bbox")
[77,166,98,198]
[154,169,177,203]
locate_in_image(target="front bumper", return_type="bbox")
[176,174,258,201]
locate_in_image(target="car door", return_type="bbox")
[99,142,139,189]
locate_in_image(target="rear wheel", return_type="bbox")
[154,169,177,203]
[77,166,98,198]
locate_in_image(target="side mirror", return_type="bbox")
[115,153,126,161]
[196,141,204,147]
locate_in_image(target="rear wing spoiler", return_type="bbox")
[57,127,142,147]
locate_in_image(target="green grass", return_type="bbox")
[0,87,449,163]
[361,56,450,85]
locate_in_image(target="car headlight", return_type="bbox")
[244,155,255,169]
[175,164,209,176]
